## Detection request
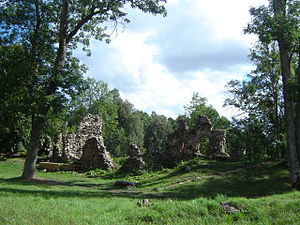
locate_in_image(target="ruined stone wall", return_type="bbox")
[51,114,114,169]
[120,144,146,172]
[206,129,229,159]
[150,115,229,167]
[80,137,115,170]
[62,114,103,162]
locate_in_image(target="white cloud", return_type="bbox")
[76,0,268,119]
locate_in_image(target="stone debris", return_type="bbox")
[47,113,229,171]
[114,180,139,187]
[149,115,229,168]
[137,199,151,207]
[183,115,212,160]
[220,202,240,214]
[120,144,147,172]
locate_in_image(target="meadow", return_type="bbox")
[0,157,300,225]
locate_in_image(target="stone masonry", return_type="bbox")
[206,129,229,159]
[152,115,228,167]
[120,144,146,172]
[51,114,114,169]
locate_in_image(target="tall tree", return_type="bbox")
[245,0,300,186]
[225,41,285,159]
[0,0,167,179]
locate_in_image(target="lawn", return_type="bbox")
[0,157,299,225]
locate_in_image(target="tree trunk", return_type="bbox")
[273,0,300,186]
[21,116,45,179]
[21,0,69,180]
[295,49,300,164]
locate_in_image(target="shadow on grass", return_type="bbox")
[0,161,292,200]
[138,159,273,188]
[162,162,292,198]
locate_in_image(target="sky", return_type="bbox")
[75,0,269,119]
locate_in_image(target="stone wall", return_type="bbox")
[62,114,103,162]
[80,137,115,170]
[150,115,229,167]
[51,114,114,169]
[120,144,146,172]
[206,129,229,159]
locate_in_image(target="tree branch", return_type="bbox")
[66,7,109,43]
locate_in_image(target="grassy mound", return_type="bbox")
[0,157,299,224]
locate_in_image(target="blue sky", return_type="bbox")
[75,0,268,119]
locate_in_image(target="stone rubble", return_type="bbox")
[120,144,146,172]
[48,113,229,171]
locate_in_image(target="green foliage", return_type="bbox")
[0,0,167,178]
[0,45,32,154]
[65,78,150,156]
[225,41,286,160]
[144,112,175,154]
[184,92,230,129]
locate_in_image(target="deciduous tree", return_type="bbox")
[0,0,166,179]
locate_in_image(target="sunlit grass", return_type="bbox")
[0,157,299,224]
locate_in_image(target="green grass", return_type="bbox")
[0,157,299,224]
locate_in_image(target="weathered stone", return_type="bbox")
[137,199,151,207]
[163,118,189,167]
[80,137,115,170]
[121,144,146,172]
[62,114,103,162]
[206,129,229,159]
[220,202,240,214]
[163,115,212,167]
[49,114,114,170]
[183,115,212,160]
[51,133,64,162]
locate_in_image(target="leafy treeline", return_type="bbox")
[0,70,229,158]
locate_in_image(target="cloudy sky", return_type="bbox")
[75,0,269,119]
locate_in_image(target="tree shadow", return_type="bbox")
[0,161,292,200]
[162,163,292,199]
[139,160,267,188]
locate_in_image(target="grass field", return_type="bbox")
[0,157,299,225]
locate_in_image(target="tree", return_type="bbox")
[116,100,146,155]
[0,0,167,179]
[245,0,300,186]
[225,41,286,159]
[144,112,175,155]
[184,93,230,129]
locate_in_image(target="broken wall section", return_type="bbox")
[51,114,114,170]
